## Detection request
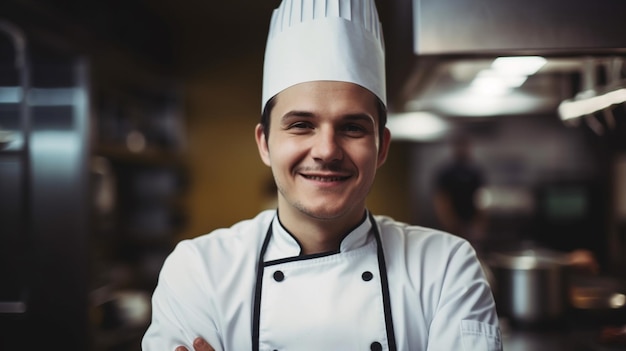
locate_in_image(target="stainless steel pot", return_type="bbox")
[488,247,570,326]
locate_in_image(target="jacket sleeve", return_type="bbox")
[141,241,223,351]
[427,241,502,351]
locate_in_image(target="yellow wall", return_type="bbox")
[179,55,412,239]
[368,140,412,223]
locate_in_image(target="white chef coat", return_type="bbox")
[142,210,502,351]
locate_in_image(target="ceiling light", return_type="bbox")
[468,56,546,96]
[470,70,522,95]
[491,56,547,76]
[387,112,449,141]
[558,87,626,120]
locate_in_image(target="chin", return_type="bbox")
[295,202,356,222]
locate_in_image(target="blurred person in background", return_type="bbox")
[433,134,598,274]
[142,0,502,350]
[433,134,488,254]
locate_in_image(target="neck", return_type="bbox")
[277,206,367,255]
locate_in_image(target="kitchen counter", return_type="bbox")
[503,328,575,351]
[501,317,626,351]
[491,266,626,351]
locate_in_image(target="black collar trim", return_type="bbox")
[263,249,340,266]
[275,210,369,256]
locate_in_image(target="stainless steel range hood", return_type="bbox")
[384,0,626,128]
[412,0,626,56]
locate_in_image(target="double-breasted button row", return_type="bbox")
[271,344,381,351]
[268,269,383,351]
[271,342,381,351]
[272,270,374,282]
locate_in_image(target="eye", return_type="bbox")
[286,121,314,133]
[290,121,311,129]
[342,123,368,136]
[344,124,364,132]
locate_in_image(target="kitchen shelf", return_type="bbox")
[94,143,186,166]
[86,32,187,351]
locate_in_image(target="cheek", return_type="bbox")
[268,137,299,166]
[348,140,378,160]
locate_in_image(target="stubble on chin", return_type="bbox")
[276,184,343,221]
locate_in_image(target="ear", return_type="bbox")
[376,127,392,168]
[255,123,271,166]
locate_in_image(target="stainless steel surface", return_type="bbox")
[413,0,626,55]
[489,248,570,325]
[0,18,30,321]
[1,17,91,349]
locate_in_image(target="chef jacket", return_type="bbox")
[142,210,502,351]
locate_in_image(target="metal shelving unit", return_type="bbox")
[0,2,187,349]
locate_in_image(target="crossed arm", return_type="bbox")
[175,337,214,351]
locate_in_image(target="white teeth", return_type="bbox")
[304,175,347,182]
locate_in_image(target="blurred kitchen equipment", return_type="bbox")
[0,16,30,322]
[571,280,625,310]
[0,128,16,149]
[91,286,151,330]
[111,290,151,328]
[488,245,570,327]
[90,156,116,216]
[568,276,626,351]
[570,275,626,327]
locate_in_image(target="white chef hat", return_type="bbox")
[262,0,386,112]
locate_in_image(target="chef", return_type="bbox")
[142,0,502,350]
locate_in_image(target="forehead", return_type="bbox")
[271,81,380,122]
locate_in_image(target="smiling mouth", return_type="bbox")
[301,174,350,182]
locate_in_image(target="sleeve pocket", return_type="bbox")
[460,320,502,351]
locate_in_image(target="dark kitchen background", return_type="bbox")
[1,0,626,350]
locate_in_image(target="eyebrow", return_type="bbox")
[343,113,376,125]
[280,110,316,122]
[280,111,376,125]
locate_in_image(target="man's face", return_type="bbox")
[255,81,391,225]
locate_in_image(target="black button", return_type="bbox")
[370,341,382,351]
[362,271,373,281]
[273,270,285,282]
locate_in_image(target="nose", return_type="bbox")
[310,127,343,163]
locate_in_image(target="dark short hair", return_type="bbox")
[260,95,388,147]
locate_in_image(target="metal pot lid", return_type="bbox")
[488,248,569,269]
